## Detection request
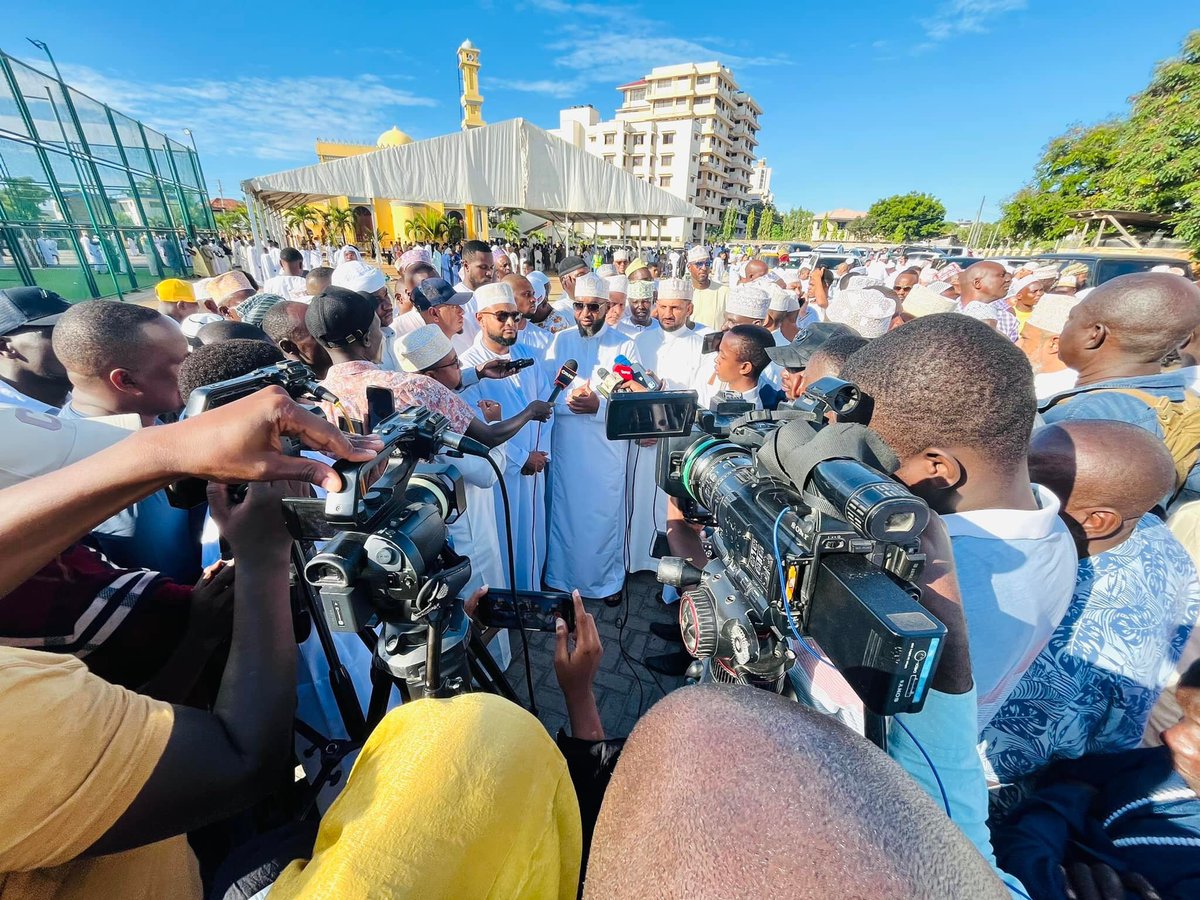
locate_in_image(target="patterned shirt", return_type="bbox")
[318,360,474,433]
[982,514,1200,786]
[534,307,573,335]
[991,299,1020,342]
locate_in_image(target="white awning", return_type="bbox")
[241,118,703,222]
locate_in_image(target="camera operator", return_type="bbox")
[51,300,201,582]
[840,313,1077,728]
[306,286,551,446]
[0,391,383,896]
[0,287,72,414]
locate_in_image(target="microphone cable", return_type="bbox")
[481,450,538,717]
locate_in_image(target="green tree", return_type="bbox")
[757,205,775,240]
[0,177,52,222]
[214,208,250,240]
[720,203,737,241]
[1109,30,1200,251]
[496,213,520,242]
[744,208,757,240]
[778,206,813,240]
[283,204,319,241]
[405,207,451,244]
[325,206,354,244]
[858,192,947,242]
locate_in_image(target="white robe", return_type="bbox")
[625,325,706,573]
[460,338,554,590]
[442,447,506,596]
[544,324,640,598]
[453,281,481,355]
[613,316,659,341]
[516,321,552,359]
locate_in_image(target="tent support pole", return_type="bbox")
[246,195,264,282]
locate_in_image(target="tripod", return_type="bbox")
[290,540,520,815]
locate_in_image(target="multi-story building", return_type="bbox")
[550,61,762,244]
[748,158,773,207]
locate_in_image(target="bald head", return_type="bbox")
[1058,273,1200,372]
[1030,420,1175,522]
[960,261,1011,302]
[742,259,769,282]
[585,685,1007,899]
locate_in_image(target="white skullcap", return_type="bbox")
[474,281,515,311]
[527,271,550,301]
[1005,274,1044,300]
[686,245,710,264]
[1026,294,1079,335]
[575,272,608,299]
[918,267,938,285]
[396,324,453,373]
[1152,263,1187,276]
[613,248,631,261]
[606,275,629,295]
[181,312,224,342]
[597,264,617,278]
[726,285,770,319]
[658,278,693,301]
[193,277,213,301]
[628,280,655,301]
[926,281,955,296]
[902,285,957,318]
[766,283,799,313]
[959,301,999,324]
[828,288,895,339]
[331,260,386,294]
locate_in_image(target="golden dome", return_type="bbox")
[376,126,413,148]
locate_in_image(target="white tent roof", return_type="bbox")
[241,118,703,222]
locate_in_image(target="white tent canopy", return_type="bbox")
[241,118,703,222]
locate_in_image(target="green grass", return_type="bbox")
[0,265,165,301]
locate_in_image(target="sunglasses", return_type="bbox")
[421,357,460,373]
[573,301,604,313]
[481,310,522,323]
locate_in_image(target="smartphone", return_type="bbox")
[504,357,534,373]
[702,330,723,354]
[365,386,395,431]
[475,590,575,632]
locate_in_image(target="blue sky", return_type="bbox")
[7,0,1198,220]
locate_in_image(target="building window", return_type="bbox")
[632,134,645,145]
[697,75,711,86]
[660,176,672,188]
[604,155,615,164]
[628,87,646,102]
[604,133,614,145]
[661,154,673,166]
[662,132,675,145]
[653,99,671,110]
[632,156,645,168]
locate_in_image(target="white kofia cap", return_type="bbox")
[396,323,453,372]
[1025,293,1080,335]
[474,281,515,311]
[331,260,386,294]
[726,285,770,319]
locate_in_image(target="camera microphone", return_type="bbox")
[547,359,578,403]
[440,430,491,458]
[303,378,340,405]
[615,354,661,390]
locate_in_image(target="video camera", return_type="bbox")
[606,379,945,718]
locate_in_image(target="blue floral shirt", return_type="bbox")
[982,515,1200,786]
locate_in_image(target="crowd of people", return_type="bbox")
[2,232,1200,899]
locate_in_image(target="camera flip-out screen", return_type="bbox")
[605,390,699,440]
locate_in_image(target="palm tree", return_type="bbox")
[325,206,354,246]
[214,209,249,241]
[283,204,319,242]
[404,207,451,244]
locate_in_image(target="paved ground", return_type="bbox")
[503,572,689,738]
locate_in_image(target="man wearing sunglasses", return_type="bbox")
[460,281,555,590]
[687,246,728,329]
[544,273,642,606]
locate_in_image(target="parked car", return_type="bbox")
[1029,252,1194,288]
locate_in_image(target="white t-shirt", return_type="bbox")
[1034,368,1078,401]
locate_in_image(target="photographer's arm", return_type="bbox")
[0,388,381,598]
[85,482,296,856]
[465,400,553,448]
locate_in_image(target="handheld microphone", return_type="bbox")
[615,354,661,390]
[596,367,627,400]
[548,359,579,403]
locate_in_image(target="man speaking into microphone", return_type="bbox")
[544,273,642,605]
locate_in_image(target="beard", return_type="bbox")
[492,331,517,347]
[577,320,604,337]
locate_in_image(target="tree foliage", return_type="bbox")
[720,203,737,241]
[744,208,757,240]
[757,205,775,240]
[1000,30,1200,252]
[857,192,948,242]
[0,177,52,222]
[325,206,354,244]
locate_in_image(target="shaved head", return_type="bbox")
[742,259,769,282]
[960,261,1011,302]
[1059,273,1200,370]
[1030,420,1175,521]
[586,685,1007,899]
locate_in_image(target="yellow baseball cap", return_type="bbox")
[155,278,195,303]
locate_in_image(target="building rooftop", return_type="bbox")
[816,209,868,219]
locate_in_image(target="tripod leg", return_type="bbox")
[864,711,889,753]
[468,627,522,704]
[365,663,406,734]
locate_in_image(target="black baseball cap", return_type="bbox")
[557,255,588,277]
[766,322,858,368]
[0,287,70,336]
[411,278,471,312]
[305,286,377,348]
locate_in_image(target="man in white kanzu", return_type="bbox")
[544,272,641,604]
[626,278,705,575]
[460,281,555,590]
[452,240,496,355]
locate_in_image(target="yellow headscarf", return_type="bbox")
[271,692,582,899]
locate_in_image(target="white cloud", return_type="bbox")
[920,0,1026,42]
[43,61,437,163]
[488,77,585,98]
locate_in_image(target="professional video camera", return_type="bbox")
[606,379,946,725]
